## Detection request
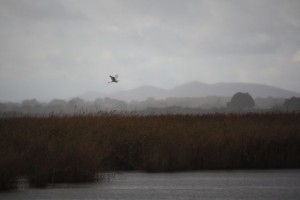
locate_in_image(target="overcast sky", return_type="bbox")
[1,0,300,102]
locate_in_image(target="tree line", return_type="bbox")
[0,93,299,116]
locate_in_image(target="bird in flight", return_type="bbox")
[108,75,119,83]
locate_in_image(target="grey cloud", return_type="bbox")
[111,0,300,56]
[0,0,84,21]
[0,0,300,101]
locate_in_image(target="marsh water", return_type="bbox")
[1,170,300,200]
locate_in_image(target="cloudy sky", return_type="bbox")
[1,0,300,101]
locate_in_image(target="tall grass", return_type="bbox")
[0,112,300,190]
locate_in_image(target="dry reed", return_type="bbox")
[0,112,299,190]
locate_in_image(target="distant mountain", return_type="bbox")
[109,81,299,102]
[76,91,105,101]
[169,81,211,97]
[110,86,167,102]
[169,82,299,98]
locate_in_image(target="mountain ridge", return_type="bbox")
[107,81,299,102]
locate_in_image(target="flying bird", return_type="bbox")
[108,75,119,83]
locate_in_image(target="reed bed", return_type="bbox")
[0,112,300,190]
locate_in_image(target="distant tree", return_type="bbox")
[93,98,104,111]
[48,99,67,113]
[255,97,285,109]
[21,99,42,113]
[22,99,40,107]
[48,99,67,107]
[103,98,127,111]
[0,103,8,113]
[283,97,300,111]
[94,98,104,106]
[67,98,85,113]
[227,92,255,110]
[68,98,85,108]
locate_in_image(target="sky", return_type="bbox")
[0,0,300,102]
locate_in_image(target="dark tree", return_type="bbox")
[227,92,255,110]
[21,99,42,113]
[283,97,300,111]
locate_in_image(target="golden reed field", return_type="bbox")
[1,112,300,190]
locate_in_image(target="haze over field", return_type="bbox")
[0,0,300,102]
[108,81,299,102]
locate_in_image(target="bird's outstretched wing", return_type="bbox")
[108,75,119,83]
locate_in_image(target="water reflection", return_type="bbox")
[1,170,300,200]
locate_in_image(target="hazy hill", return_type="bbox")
[76,91,105,101]
[109,81,299,102]
[109,86,167,102]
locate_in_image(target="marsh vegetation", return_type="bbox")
[1,112,300,191]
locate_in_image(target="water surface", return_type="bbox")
[1,170,300,200]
